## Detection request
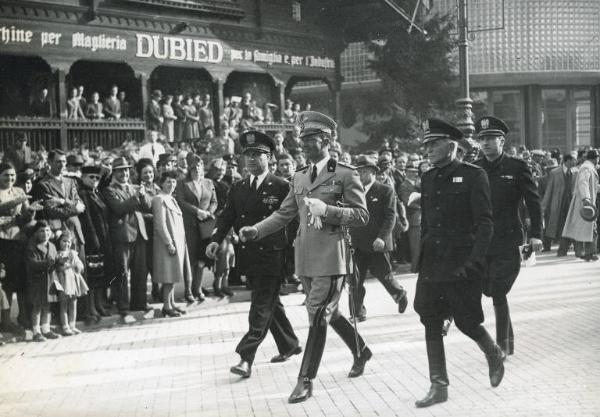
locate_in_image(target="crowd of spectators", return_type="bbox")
[0,123,598,344]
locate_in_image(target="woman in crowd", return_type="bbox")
[173,93,186,142]
[152,171,189,317]
[26,220,60,342]
[78,165,113,321]
[162,95,177,144]
[175,154,217,302]
[136,159,162,303]
[0,162,41,333]
[183,96,200,142]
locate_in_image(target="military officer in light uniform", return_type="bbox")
[239,111,371,404]
[474,116,543,356]
[414,118,505,408]
[206,130,301,379]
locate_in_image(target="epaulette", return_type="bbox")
[463,161,484,170]
[336,161,356,170]
[295,165,309,172]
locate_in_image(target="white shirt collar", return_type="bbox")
[363,178,376,194]
[312,156,331,177]
[250,171,269,189]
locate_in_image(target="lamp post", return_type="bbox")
[455,0,475,139]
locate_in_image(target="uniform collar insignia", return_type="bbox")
[327,158,337,172]
[481,118,490,129]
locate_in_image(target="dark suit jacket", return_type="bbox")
[212,173,289,276]
[175,177,217,242]
[350,180,396,252]
[418,160,493,282]
[85,102,104,119]
[104,97,121,119]
[32,174,85,244]
[146,100,162,131]
[475,153,543,254]
[102,182,151,244]
[79,186,111,256]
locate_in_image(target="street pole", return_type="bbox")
[455,0,475,139]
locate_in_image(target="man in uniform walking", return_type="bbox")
[206,130,301,379]
[474,116,543,356]
[414,118,505,408]
[349,155,408,322]
[239,111,371,403]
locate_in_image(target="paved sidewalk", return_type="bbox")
[1,252,599,417]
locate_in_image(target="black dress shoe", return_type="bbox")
[271,346,302,363]
[213,289,225,298]
[583,254,599,262]
[415,384,448,408]
[96,306,111,317]
[396,290,408,314]
[173,306,186,315]
[288,377,313,403]
[348,347,372,377]
[162,308,181,318]
[230,360,251,378]
[185,294,197,303]
[221,287,234,297]
[349,315,366,323]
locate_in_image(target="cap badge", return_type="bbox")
[247,134,255,144]
[422,120,429,133]
[481,118,490,129]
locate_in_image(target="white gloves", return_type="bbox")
[304,197,327,230]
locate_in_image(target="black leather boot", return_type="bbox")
[288,325,326,403]
[415,338,449,408]
[475,329,505,387]
[494,304,510,357]
[330,316,371,377]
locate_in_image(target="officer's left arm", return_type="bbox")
[467,169,494,265]
[517,161,543,240]
[254,180,299,239]
[377,185,397,240]
[323,169,369,227]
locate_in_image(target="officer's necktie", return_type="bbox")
[251,176,258,192]
[311,165,318,183]
[151,144,156,158]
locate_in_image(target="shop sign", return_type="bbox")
[0,23,335,70]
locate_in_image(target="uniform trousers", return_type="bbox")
[299,275,368,379]
[112,236,148,313]
[483,247,521,299]
[236,273,299,364]
[351,249,405,318]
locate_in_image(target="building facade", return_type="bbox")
[294,0,600,152]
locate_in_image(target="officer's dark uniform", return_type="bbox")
[414,118,505,408]
[211,131,300,376]
[474,116,543,356]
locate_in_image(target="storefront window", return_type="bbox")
[541,89,568,151]
[573,89,591,148]
[490,90,523,147]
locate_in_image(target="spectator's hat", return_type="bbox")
[474,116,509,137]
[406,162,419,172]
[421,118,463,145]
[354,155,379,172]
[186,153,203,167]
[223,154,238,166]
[586,149,599,160]
[81,165,102,175]
[209,158,227,170]
[297,111,337,138]
[112,157,132,170]
[230,96,242,104]
[329,141,342,156]
[240,130,275,154]
[531,149,545,157]
[158,153,177,166]
[580,203,598,222]
[17,168,35,183]
[151,89,162,99]
[378,152,393,167]
[66,154,84,166]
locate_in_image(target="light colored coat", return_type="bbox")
[152,193,191,284]
[254,158,369,277]
[562,161,599,242]
[541,166,577,239]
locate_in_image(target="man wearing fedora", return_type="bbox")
[103,157,153,322]
[474,116,543,358]
[349,155,408,322]
[414,118,504,408]
[238,111,372,403]
[206,130,301,379]
[562,149,599,261]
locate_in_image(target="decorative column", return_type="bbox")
[455,0,474,139]
[215,78,224,134]
[278,82,286,123]
[55,68,68,149]
[591,84,600,148]
[138,72,148,124]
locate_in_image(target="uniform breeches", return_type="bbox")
[236,274,299,364]
[414,279,484,340]
[483,247,521,299]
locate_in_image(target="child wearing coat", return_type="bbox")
[26,221,60,342]
[55,230,88,335]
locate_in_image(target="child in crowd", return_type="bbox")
[26,221,60,342]
[54,230,88,336]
